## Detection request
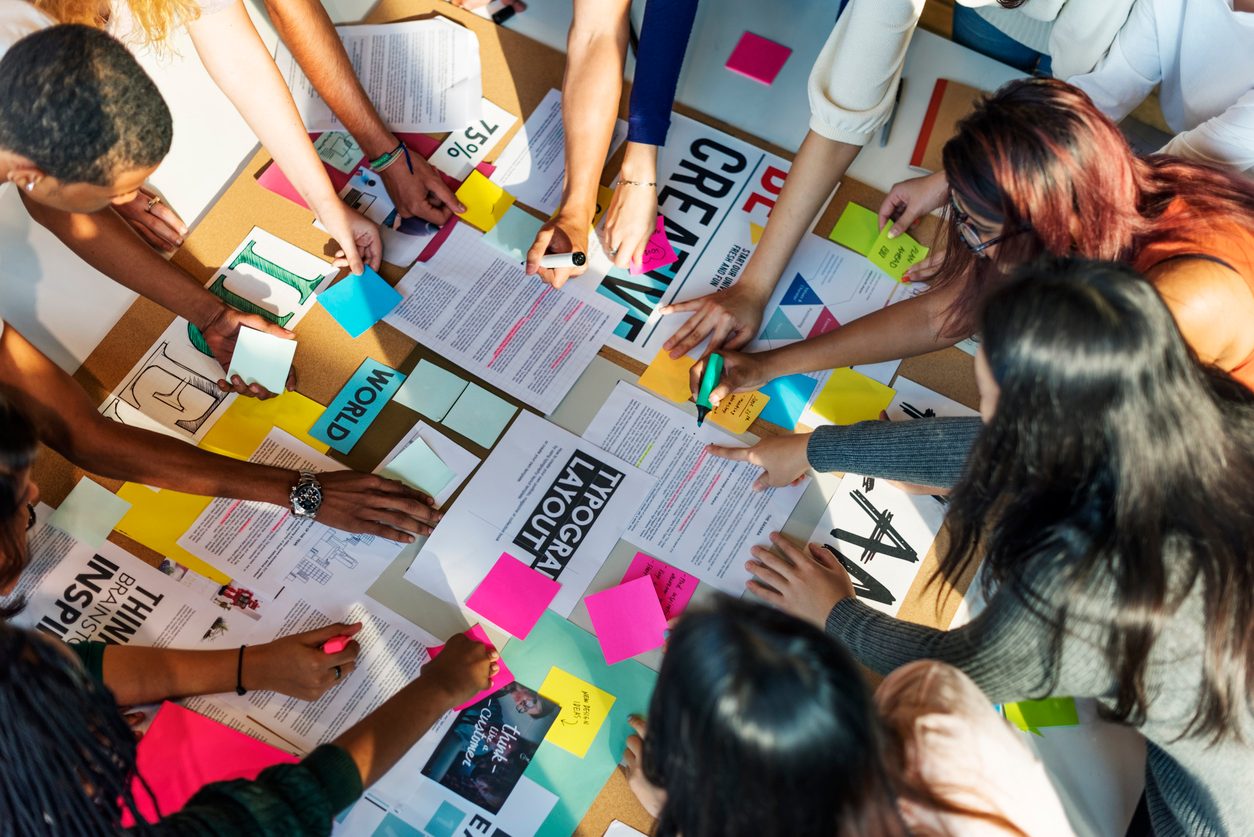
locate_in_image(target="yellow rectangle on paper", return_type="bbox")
[539,666,616,758]
[811,368,896,426]
[639,349,694,403]
[456,170,515,232]
[115,484,228,583]
[199,390,329,459]
[708,390,770,434]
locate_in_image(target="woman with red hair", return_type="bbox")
[695,78,1254,401]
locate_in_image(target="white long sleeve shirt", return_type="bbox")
[1069,0,1254,176]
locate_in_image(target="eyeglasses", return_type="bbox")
[26,503,35,531]
[948,193,1023,257]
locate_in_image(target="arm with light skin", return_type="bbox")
[0,325,439,539]
[186,1,380,274]
[660,131,860,357]
[1151,258,1254,372]
[260,0,464,225]
[525,0,632,289]
[19,193,290,398]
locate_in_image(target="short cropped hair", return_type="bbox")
[0,24,172,186]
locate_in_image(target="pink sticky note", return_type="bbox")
[256,160,309,209]
[621,552,698,621]
[631,215,678,275]
[585,576,669,664]
[466,553,560,639]
[429,624,516,711]
[725,32,792,85]
[124,702,297,826]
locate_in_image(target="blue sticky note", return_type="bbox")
[48,477,132,548]
[759,374,819,431]
[481,205,544,263]
[424,801,466,837]
[393,359,468,421]
[379,438,456,498]
[226,326,297,394]
[310,358,407,453]
[317,267,403,338]
[443,383,517,448]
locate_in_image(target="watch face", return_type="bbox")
[292,481,323,515]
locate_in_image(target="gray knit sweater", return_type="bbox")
[809,418,1254,837]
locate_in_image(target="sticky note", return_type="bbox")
[709,390,770,434]
[48,478,131,548]
[811,368,896,426]
[313,131,364,174]
[538,666,616,757]
[226,326,296,394]
[622,552,697,620]
[443,383,518,449]
[758,374,819,431]
[1003,697,1080,736]
[481,205,544,263]
[466,553,560,639]
[829,202,882,255]
[429,625,515,711]
[256,161,309,210]
[318,267,403,338]
[725,31,792,85]
[310,358,407,454]
[393,360,469,421]
[199,390,330,459]
[584,576,669,665]
[455,170,514,232]
[379,438,456,498]
[639,349,695,403]
[631,215,678,275]
[115,485,225,583]
[868,225,930,281]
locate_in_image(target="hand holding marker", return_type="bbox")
[538,251,586,269]
[694,353,724,427]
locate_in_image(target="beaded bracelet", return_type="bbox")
[369,141,413,174]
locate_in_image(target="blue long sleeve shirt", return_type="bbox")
[627,0,700,146]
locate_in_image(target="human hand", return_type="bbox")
[200,306,296,399]
[113,188,188,253]
[705,434,810,490]
[379,153,464,226]
[316,202,382,274]
[746,532,855,629]
[877,171,949,239]
[688,349,773,407]
[423,632,500,708]
[316,471,443,541]
[902,247,945,284]
[449,0,528,13]
[247,622,363,700]
[602,181,657,272]
[525,213,589,289]
[621,715,666,818]
[659,280,769,359]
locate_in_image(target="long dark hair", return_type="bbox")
[0,393,38,617]
[0,622,156,834]
[942,258,1254,740]
[929,78,1254,336]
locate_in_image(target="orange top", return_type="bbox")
[1134,201,1254,390]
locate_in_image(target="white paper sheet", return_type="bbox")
[177,429,403,596]
[385,224,622,414]
[404,411,654,615]
[886,377,979,421]
[804,472,947,617]
[582,382,807,597]
[491,88,627,216]
[375,421,481,508]
[430,98,518,180]
[276,18,482,133]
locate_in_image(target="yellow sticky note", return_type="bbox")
[708,390,770,434]
[811,368,896,425]
[199,390,329,460]
[749,221,765,245]
[456,170,515,232]
[115,484,229,583]
[639,349,695,403]
[539,666,616,758]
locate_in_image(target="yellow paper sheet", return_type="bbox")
[708,390,770,434]
[455,170,515,232]
[199,390,330,460]
[114,484,228,583]
[811,368,896,425]
[539,666,616,758]
[638,349,694,403]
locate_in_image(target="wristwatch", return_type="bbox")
[289,471,324,519]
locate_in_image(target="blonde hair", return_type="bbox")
[35,0,202,46]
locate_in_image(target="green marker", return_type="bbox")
[694,353,724,427]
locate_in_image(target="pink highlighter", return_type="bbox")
[321,635,352,655]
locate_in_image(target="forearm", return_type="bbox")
[806,417,981,485]
[102,645,240,704]
[333,675,456,787]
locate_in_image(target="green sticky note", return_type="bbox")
[867,224,930,281]
[829,202,882,255]
[49,477,132,548]
[1003,697,1080,736]
[379,438,456,498]
[481,205,545,263]
[443,383,518,448]
[226,326,296,393]
[394,360,469,421]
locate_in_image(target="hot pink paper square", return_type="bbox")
[621,552,698,621]
[631,215,678,275]
[725,31,792,85]
[585,575,669,664]
[466,553,560,639]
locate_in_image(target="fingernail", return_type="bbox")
[887,230,898,239]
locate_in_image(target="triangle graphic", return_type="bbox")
[749,222,765,245]
[781,272,824,306]
[807,307,841,338]
[760,307,805,342]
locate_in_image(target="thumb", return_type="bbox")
[706,443,750,463]
[242,314,294,340]
[526,228,555,275]
[339,236,365,275]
